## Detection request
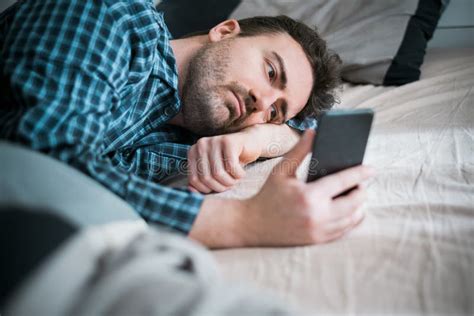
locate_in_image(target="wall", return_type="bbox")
[429,0,474,48]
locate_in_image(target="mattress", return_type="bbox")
[211,48,474,315]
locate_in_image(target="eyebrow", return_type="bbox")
[271,51,287,90]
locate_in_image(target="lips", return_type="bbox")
[231,90,245,119]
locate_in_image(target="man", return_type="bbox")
[0,0,374,248]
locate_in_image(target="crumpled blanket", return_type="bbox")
[3,220,299,315]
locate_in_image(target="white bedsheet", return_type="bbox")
[212,48,474,315]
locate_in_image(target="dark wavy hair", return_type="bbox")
[183,15,342,120]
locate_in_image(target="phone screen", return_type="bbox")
[306,109,374,183]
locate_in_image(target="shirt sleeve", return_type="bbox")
[286,117,318,131]
[1,0,203,233]
[113,142,191,183]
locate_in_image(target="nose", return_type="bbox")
[249,88,279,113]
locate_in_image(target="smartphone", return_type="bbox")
[306,109,374,190]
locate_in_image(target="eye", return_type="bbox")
[269,104,278,122]
[266,62,276,82]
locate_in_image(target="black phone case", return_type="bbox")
[306,109,374,183]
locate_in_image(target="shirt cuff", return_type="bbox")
[286,117,318,131]
[126,179,204,234]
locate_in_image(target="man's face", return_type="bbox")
[180,32,313,136]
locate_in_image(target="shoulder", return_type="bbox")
[103,0,165,29]
[102,0,170,49]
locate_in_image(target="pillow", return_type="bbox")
[0,141,142,227]
[157,0,241,39]
[158,0,448,86]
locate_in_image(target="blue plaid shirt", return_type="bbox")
[0,0,315,233]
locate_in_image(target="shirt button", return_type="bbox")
[164,107,174,116]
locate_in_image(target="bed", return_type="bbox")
[210,46,474,315]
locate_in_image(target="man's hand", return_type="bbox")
[187,124,300,193]
[187,130,259,193]
[189,130,376,248]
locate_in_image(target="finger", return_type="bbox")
[190,181,213,194]
[188,185,199,193]
[209,144,238,187]
[197,153,229,192]
[189,173,212,193]
[330,187,367,220]
[323,213,365,243]
[222,141,246,179]
[324,207,365,235]
[273,129,314,177]
[323,230,348,243]
[311,165,375,197]
[188,148,212,193]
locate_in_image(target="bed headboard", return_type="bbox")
[429,0,474,48]
[155,0,474,49]
[1,0,472,49]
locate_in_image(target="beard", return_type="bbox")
[180,39,250,136]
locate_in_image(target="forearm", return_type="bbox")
[243,124,301,158]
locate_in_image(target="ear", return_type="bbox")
[208,19,241,42]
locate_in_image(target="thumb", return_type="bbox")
[273,129,315,178]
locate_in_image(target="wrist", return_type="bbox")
[241,124,300,158]
[189,197,251,249]
[236,127,263,163]
[240,124,264,145]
